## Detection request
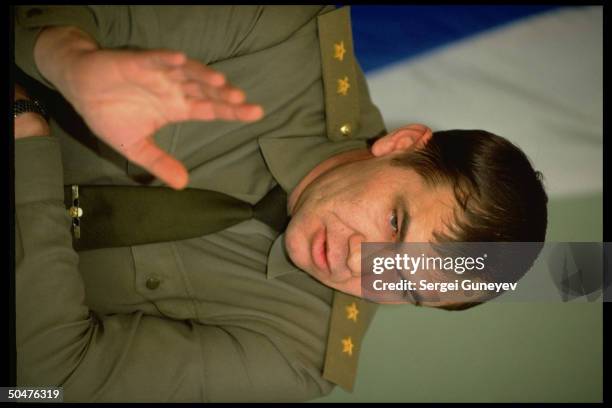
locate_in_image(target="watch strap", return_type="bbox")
[14,99,48,120]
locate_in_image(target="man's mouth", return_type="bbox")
[312,227,329,274]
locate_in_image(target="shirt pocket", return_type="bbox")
[131,242,200,320]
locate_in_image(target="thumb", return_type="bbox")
[124,138,189,190]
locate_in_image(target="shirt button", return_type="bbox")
[340,123,352,137]
[145,277,161,290]
[69,206,83,218]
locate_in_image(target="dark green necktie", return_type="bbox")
[63,184,289,251]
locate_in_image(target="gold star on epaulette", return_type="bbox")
[337,76,350,96]
[333,41,346,61]
[346,302,359,322]
[341,337,354,357]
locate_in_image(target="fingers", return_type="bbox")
[124,138,189,190]
[183,59,225,87]
[205,86,246,104]
[138,50,233,93]
[180,64,263,122]
[135,49,217,86]
[141,51,264,123]
[188,100,264,122]
[181,81,205,98]
[181,60,263,112]
[181,81,246,104]
[235,104,264,122]
[140,50,187,69]
[188,100,215,120]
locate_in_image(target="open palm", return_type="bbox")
[63,49,263,189]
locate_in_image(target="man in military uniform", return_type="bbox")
[13,5,397,401]
[13,5,548,402]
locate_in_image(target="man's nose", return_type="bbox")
[347,233,365,277]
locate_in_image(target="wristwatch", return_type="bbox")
[13,98,49,121]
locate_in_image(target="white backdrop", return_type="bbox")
[366,6,602,198]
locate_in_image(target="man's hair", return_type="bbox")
[391,129,549,311]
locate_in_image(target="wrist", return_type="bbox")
[34,26,99,97]
[14,91,50,139]
[15,112,50,139]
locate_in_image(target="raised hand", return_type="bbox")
[62,49,263,189]
[34,27,263,189]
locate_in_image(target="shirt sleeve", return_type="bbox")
[14,136,333,402]
[14,5,286,90]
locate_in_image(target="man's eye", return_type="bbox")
[390,211,399,233]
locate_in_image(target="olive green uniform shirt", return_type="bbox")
[14,5,385,402]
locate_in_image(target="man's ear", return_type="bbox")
[371,124,433,157]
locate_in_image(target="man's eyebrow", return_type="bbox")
[398,196,410,243]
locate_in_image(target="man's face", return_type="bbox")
[284,149,458,305]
